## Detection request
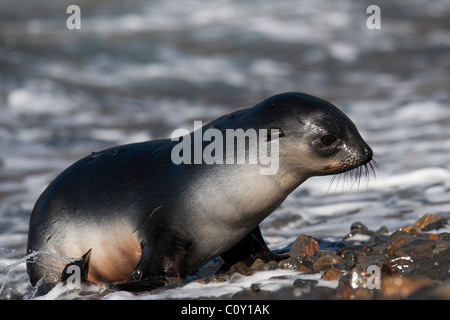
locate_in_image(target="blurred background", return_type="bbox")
[1,0,450,299]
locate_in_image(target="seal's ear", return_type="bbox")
[61,249,92,283]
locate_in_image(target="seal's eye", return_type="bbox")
[320,135,338,147]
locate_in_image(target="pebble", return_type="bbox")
[322,267,343,281]
[413,213,448,231]
[312,253,344,271]
[389,237,436,258]
[186,213,450,300]
[382,276,436,298]
[343,221,374,241]
[278,257,303,270]
[289,234,320,257]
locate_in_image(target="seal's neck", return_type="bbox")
[271,162,311,195]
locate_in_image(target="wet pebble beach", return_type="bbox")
[189,213,450,300]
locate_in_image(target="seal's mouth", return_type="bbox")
[322,144,376,191]
[328,156,378,191]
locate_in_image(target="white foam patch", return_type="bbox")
[102,269,336,300]
[8,85,76,115]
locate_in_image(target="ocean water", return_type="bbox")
[1,0,450,299]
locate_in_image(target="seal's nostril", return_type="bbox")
[361,144,373,161]
[366,147,373,160]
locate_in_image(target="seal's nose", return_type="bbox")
[361,145,373,164]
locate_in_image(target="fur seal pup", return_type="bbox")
[27,92,373,293]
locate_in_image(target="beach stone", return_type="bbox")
[414,213,448,232]
[382,275,435,298]
[215,216,450,300]
[349,267,367,289]
[278,257,303,270]
[384,256,416,275]
[289,234,320,257]
[438,233,450,241]
[251,258,264,268]
[409,247,450,281]
[228,261,254,276]
[389,237,436,258]
[356,255,387,271]
[299,254,319,270]
[429,234,439,240]
[194,274,230,284]
[343,222,375,241]
[340,251,357,269]
[409,279,450,299]
[354,288,372,300]
[255,260,279,271]
[313,253,344,271]
[322,267,343,281]
[375,226,389,235]
[298,265,311,272]
[338,245,364,269]
[336,283,353,299]
[351,221,369,233]
[292,279,318,290]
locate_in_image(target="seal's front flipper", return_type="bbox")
[219,226,289,272]
[61,249,92,284]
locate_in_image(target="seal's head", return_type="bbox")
[253,92,374,181]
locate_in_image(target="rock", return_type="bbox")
[313,253,344,271]
[387,229,437,258]
[228,261,254,276]
[408,279,450,299]
[356,254,387,273]
[430,234,439,240]
[384,256,416,275]
[338,245,361,269]
[409,247,450,281]
[343,222,374,241]
[290,282,335,299]
[298,254,318,270]
[255,260,278,271]
[382,275,435,298]
[351,221,369,233]
[349,267,367,289]
[251,258,264,269]
[194,274,230,284]
[278,257,303,270]
[438,233,450,241]
[390,238,436,258]
[375,226,389,235]
[289,234,320,257]
[336,283,353,299]
[212,216,450,300]
[354,288,372,300]
[413,213,448,232]
[250,283,261,292]
[292,279,318,291]
[322,268,343,281]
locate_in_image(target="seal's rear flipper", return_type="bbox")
[61,249,92,283]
